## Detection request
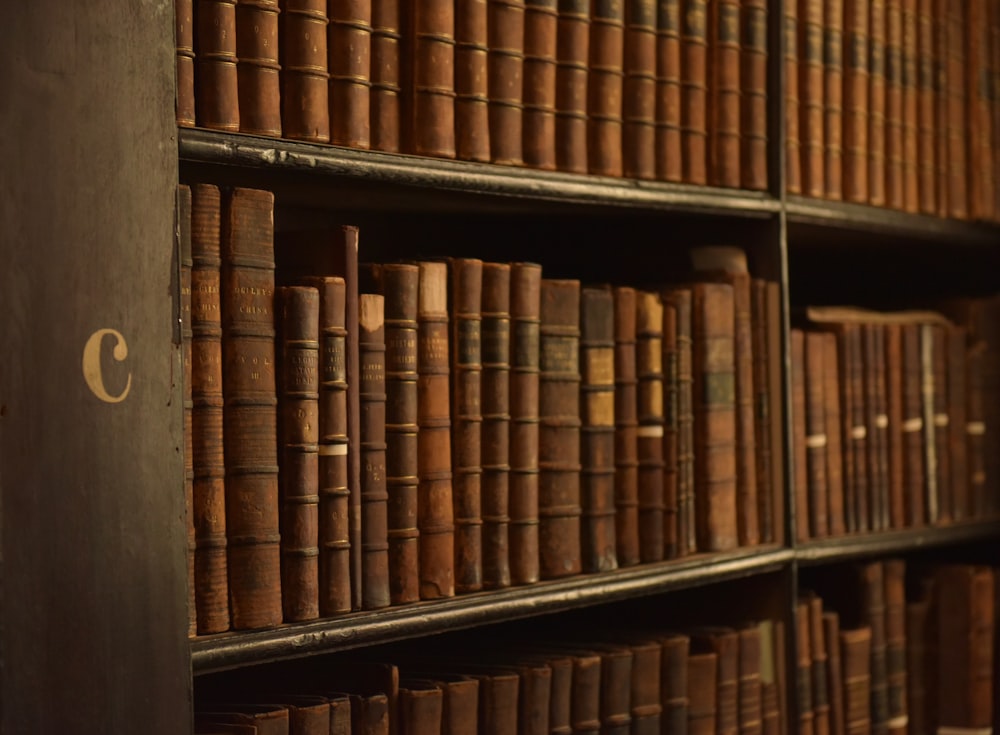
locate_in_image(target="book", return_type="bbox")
[280,0,331,142]
[805,332,829,539]
[884,0,904,209]
[824,0,844,199]
[785,0,801,194]
[179,185,197,637]
[488,0,526,165]
[455,0,491,161]
[623,0,656,179]
[176,0,196,127]
[843,0,870,203]
[901,0,918,212]
[588,0,625,175]
[655,0,682,181]
[197,0,240,130]
[799,0,824,198]
[329,0,372,148]
[636,291,665,562]
[868,0,887,207]
[741,0,768,191]
[614,287,641,567]
[707,0,741,188]
[795,601,815,735]
[404,0,456,157]
[235,0,282,137]
[916,0,936,213]
[522,0,558,169]
[791,329,809,542]
[680,0,708,184]
[554,0,590,172]
[371,0,401,151]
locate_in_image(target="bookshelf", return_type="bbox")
[4,1,1000,733]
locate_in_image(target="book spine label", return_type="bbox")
[176,0,196,127]
[455,0,491,161]
[800,0,825,198]
[197,0,240,130]
[588,0,625,175]
[371,0,402,151]
[623,0,656,179]
[636,292,666,563]
[655,0,682,181]
[741,0,768,191]
[681,0,708,184]
[488,0,527,164]
[281,0,331,142]
[236,0,282,136]
[708,0,741,188]
[555,0,590,172]
[523,0,559,169]
[614,288,641,567]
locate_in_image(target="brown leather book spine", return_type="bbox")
[867,325,890,531]
[177,0,196,127]
[455,0,491,161]
[328,0,372,147]
[843,0,870,203]
[824,0,844,199]
[882,560,907,735]
[588,0,625,176]
[900,0,918,212]
[198,0,241,130]
[915,0,935,214]
[359,293,390,609]
[993,6,1000,223]
[799,0,824,198]
[945,2,967,219]
[179,186,196,637]
[427,676,478,735]
[373,264,421,605]
[655,0,682,182]
[884,0,903,209]
[947,326,969,520]
[759,622,780,735]
[868,0,886,206]
[351,693,390,735]
[236,0,282,136]
[687,652,718,735]
[965,339,986,518]
[805,332,829,539]
[221,187,281,630]
[884,325,905,529]
[808,597,831,735]
[623,0,656,179]
[404,0,456,157]
[692,282,737,551]
[371,0,401,151]
[821,333,845,537]
[614,287,641,567]
[740,0,767,190]
[967,0,994,221]
[539,279,582,579]
[676,290,696,555]
[523,0,559,169]
[273,696,332,735]
[765,284,784,545]
[580,287,618,572]
[488,0,526,164]
[306,276,351,616]
[330,695,353,735]
[510,263,542,585]
[629,641,661,735]
[636,292,665,562]
[278,286,321,622]
[417,262,455,599]
[598,646,633,735]
[681,0,708,184]
[904,600,928,735]
[570,654,603,735]
[661,295,679,558]
[399,682,444,735]
[900,324,925,527]
[476,672,520,735]
[707,0,741,188]
[791,330,810,542]
[196,707,290,734]
[661,634,690,735]
[795,601,815,735]
[555,0,590,173]
[451,259,484,593]
[843,324,868,532]
[823,613,845,735]
[732,273,758,546]
[738,626,763,735]
[860,562,889,735]
[932,0,947,216]
[280,0,331,142]
[481,263,512,589]
[750,281,773,543]
[785,0,802,194]
[840,627,873,735]
[929,325,948,522]
[545,655,574,735]
[513,661,552,735]
[191,184,230,634]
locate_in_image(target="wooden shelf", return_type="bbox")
[191,546,792,674]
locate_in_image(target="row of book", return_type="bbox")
[194,619,785,735]
[786,0,1000,222]
[797,560,995,735]
[174,0,769,187]
[789,306,1000,542]
[178,182,785,636]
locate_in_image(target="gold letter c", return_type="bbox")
[82,328,132,404]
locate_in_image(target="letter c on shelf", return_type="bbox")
[82,328,132,404]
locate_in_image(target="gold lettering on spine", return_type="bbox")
[82,328,132,403]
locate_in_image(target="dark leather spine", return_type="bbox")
[738,625,763,735]
[329,0,372,147]
[613,287,641,567]
[840,627,873,735]
[799,0,824,197]
[371,0,401,151]
[945,2,967,218]
[571,654,603,735]
[967,0,994,220]
[900,324,926,526]
[916,0,935,213]
[741,0,768,190]
[795,601,815,735]
[932,0,947,216]
[843,324,868,532]
[488,0,527,164]
[751,281,773,543]
[809,597,831,735]
[707,0,741,188]
[885,0,904,209]
[823,613,845,735]
[177,0,196,127]
[824,0,844,199]
[884,325,905,529]
[523,0,559,168]
[635,292,665,562]
[236,0,283,136]
[785,0,801,194]
[179,186,196,637]
[870,325,891,530]
[868,0,887,206]
[883,560,907,735]
[351,693,391,735]
[588,0,625,175]
[629,640,661,735]
[661,634,690,735]
[680,0,708,184]
[404,0,457,157]
[791,329,810,542]
[598,646,633,735]
[662,295,679,558]
[732,273,758,546]
[821,333,845,537]
[197,0,241,130]
[665,288,695,556]
[687,652,718,735]
[805,332,829,539]
[931,325,950,522]
[965,337,986,517]
[860,562,889,735]
[843,0,870,203]
[654,0,682,182]
[280,0,331,142]
[623,0,656,179]
[399,682,444,735]
[555,0,590,172]
[904,600,928,735]
[455,0,491,161]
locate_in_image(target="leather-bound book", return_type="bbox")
[947,325,969,521]
[280,0,331,142]
[904,599,929,735]
[687,652,718,735]
[278,286,321,621]
[900,0,918,212]
[693,629,738,735]
[398,681,444,735]
[798,0,824,198]
[580,287,618,572]
[884,0,903,209]
[970,0,996,221]
[821,333,845,537]
[509,263,542,585]
[882,560,907,735]
[795,601,815,735]
[427,675,480,735]
[808,597,830,735]
[513,660,553,735]
[662,295,679,558]
[198,0,240,130]
[543,654,574,735]
[369,264,420,604]
[805,332,829,539]
[680,0,708,184]
[481,263,512,588]
[785,0,801,194]
[457,670,519,735]
[636,292,665,563]
[944,2,967,219]
[197,705,290,735]
[587,0,625,176]
[222,187,281,630]
[664,288,695,556]
[359,293,390,609]
[883,325,904,529]
[569,652,603,735]
[765,284,784,545]
[737,625,762,735]
[859,562,889,735]
[965,337,986,518]
[416,262,455,599]
[522,0,559,169]
[868,0,886,207]
[614,287,641,567]
[329,695,353,735]
[741,0,767,190]
[707,0,741,188]
[900,324,925,527]
[759,621,780,735]
[628,640,661,735]
[179,186,197,637]
[598,645,634,735]
[915,0,935,214]
[177,0,196,126]
[191,184,230,634]
[450,259,484,593]
[266,695,332,735]
[623,0,656,179]
[539,279,582,579]
[455,0,491,161]
[932,0,947,216]
[822,613,844,735]
[791,330,810,542]
[840,628,872,735]
[488,0,526,165]
[236,0,282,137]
[654,0,682,182]
[371,0,401,151]
[868,325,890,530]
[823,0,844,199]
[554,0,590,173]
[929,325,948,523]
[843,324,868,532]
[843,0,870,203]
[350,693,391,735]
[661,634,690,735]
[328,0,372,147]
[403,0,456,158]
